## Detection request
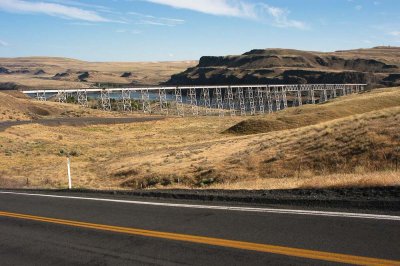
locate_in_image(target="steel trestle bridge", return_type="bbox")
[23,84,366,116]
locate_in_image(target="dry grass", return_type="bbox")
[0,57,197,88]
[226,87,400,134]
[0,88,399,190]
[208,171,400,190]
[0,91,142,121]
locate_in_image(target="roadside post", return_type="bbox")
[67,157,72,189]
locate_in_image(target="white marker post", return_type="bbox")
[67,157,72,189]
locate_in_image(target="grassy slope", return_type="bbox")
[0,88,399,189]
[226,88,400,135]
[0,91,132,121]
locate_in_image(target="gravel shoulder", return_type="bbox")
[2,186,399,213]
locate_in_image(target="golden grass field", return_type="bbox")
[0,87,399,190]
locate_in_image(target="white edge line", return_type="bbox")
[0,191,399,221]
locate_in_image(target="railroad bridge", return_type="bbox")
[23,84,366,116]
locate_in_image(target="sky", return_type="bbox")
[0,0,399,61]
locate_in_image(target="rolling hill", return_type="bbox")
[0,57,197,89]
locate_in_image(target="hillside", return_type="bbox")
[226,88,400,135]
[0,90,133,121]
[0,88,398,190]
[166,46,400,87]
[0,57,197,89]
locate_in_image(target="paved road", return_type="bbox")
[0,191,399,266]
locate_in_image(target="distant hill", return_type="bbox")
[0,57,197,89]
[165,46,400,87]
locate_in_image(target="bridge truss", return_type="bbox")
[23,84,366,117]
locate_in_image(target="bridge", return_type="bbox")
[23,84,366,116]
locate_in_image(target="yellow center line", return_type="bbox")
[0,211,398,266]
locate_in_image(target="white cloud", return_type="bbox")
[0,39,9,46]
[389,31,400,36]
[129,11,184,26]
[0,0,111,22]
[144,0,306,29]
[145,0,254,17]
[261,4,306,29]
[355,5,362,11]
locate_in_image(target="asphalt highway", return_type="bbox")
[0,190,399,265]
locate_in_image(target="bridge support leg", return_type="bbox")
[256,87,265,114]
[174,87,184,117]
[266,86,273,113]
[100,89,111,111]
[158,88,168,115]
[282,87,288,109]
[215,87,224,117]
[237,87,246,116]
[120,89,132,112]
[226,86,235,116]
[201,88,211,116]
[56,90,67,103]
[187,88,198,116]
[274,88,281,111]
[246,87,256,115]
[310,86,316,104]
[140,89,151,114]
[297,90,302,106]
[77,89,88,107]
[36,91,46,101]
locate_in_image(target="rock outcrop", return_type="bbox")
[165,47,400,87]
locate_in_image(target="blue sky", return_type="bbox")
[0,0,399,61]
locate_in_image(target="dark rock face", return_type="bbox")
[0,82,19,90]
[11,69,30,74]
[0,67,10,74]
[77,71,89,81]
[165,47,400,86]
[34,69,46,75]
[121,72,132,78]
[53,72,70,79]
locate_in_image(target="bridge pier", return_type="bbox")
[174,87,184,117]
[119,89,132,112]
[56,90,67,103]
[140,89,151,114]
[237,87,246,116]
[36,90,46,101]
[100,89,111,111]
[77,89,88,107]
[256,87,265,114]
[246,87,256,115]
[225,86,236,116]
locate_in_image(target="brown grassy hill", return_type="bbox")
[226,87,400,135]
[108,90,400,189]
[0,57,197,89]
[166,46,400,87]
[0,90,122,121]
[0,88,398,190]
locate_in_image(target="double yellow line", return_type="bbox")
[0,211,398,266]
